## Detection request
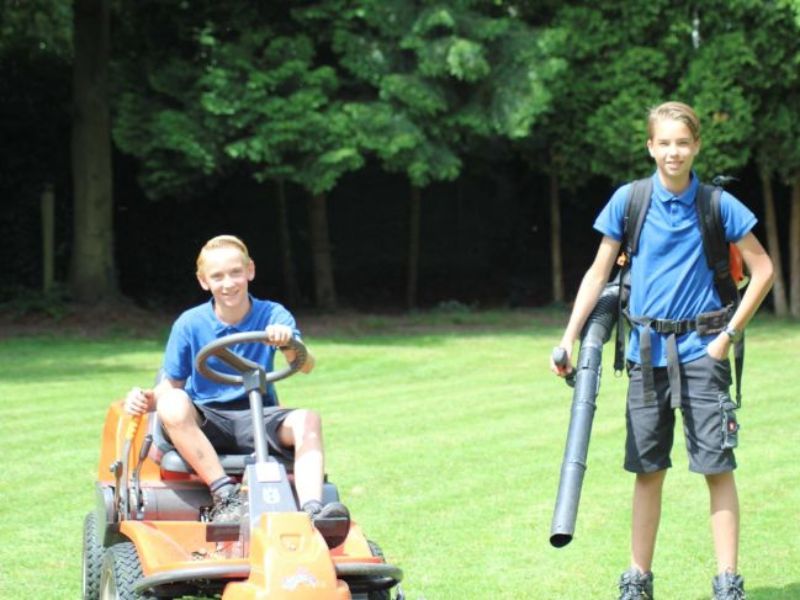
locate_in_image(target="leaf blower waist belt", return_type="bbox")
[623,305,733,409]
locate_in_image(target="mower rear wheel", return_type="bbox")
[82,512,104,600]
[100,542,154,600]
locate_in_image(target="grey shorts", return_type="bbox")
[197,398,295,463]
[625,354,737,474]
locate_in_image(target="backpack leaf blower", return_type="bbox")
[549,275,620,548]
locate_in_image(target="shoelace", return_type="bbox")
[210,492,242,518]
[714,578,745,600]
[718,586,745,600]
[619,576,651,600]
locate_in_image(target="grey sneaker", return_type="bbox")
[618,568,654,600]
[302,500,351,548]
[209,483,242,523]
[713,572,745,599]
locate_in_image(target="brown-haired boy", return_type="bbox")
[552,102,774,599]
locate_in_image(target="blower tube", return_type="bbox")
[549,276,620,548]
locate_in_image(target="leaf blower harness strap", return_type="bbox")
[614,177,745,410]
[620,305,740,409]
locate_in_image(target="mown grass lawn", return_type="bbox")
[0,309,798,599]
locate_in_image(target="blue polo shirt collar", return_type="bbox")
[651,171,699,206]
[207,295,256,334]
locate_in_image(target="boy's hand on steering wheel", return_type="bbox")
[265,324,293,347]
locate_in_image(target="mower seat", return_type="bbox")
[146,370,294,475]
[147,412,340,506]
[143,373,340,506]
[147,410,292,475]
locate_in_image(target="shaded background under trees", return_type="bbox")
[1,0,798,317]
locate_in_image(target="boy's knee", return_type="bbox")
[289,409,323,442]
[303,409,322,432]
[636,469,667,486]
[156,388,195,427]
[705,470,736,487]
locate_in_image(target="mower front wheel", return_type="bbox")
[367,540,391,600]
[82,512,104,600]
[99,542,155,600]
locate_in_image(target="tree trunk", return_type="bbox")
[308,192,337,311]
[275,180,301,306]
[41,183,55,294]
[406,185,421,310]
[790,176,800,318]
[759,166,788,316]
[549,170,564,304]
[70,0,117,303]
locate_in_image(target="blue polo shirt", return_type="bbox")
[162,296,301,405]
[594,172,756,366]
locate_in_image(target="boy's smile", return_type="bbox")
[647,117,700,193]
[197,246,255,322]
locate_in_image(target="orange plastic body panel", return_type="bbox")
[119,518,378,573]
[120,515,363,599]
[120,520,244,575]
[222,513,351,599]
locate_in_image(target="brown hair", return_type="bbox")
[647,101,701,141]
[196,234,251,274]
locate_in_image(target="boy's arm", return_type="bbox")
[265,323,315,374]
[706,232,774,359]
[285,345,315,374]
[552,236,621,376]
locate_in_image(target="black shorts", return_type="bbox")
[197,398,295,463]
[625,354,737,475]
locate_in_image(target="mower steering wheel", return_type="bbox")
[195,332,307,386]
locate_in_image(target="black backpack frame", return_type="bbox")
[613,177,744,404]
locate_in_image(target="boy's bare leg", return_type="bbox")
[631,469,667,573]
[157,388,225,485]
[706,471,739,574]
[279,409,324,506]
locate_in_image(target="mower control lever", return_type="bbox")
[131,434,153,519]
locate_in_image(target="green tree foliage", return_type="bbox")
[311,0,561,184]
[114,2,363,198]
[753,1,800,315]
[303,1,559,306]
[4,0,799,313]
[678,31,755,178]
[112,2,230,198]
[197,26,363,195]
[686,0,800,315]
[545,3,684,183]
[0,0,72,57]
[112,2,366,309]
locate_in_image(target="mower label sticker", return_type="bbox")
[262,487,281,504]
[283,567,319,591]
[255,462,282,482]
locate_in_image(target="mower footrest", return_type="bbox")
[314,515,350,547]
[134,564,248,595]
[335,562,404,594]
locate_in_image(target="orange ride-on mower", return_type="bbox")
[82,332,404,600]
